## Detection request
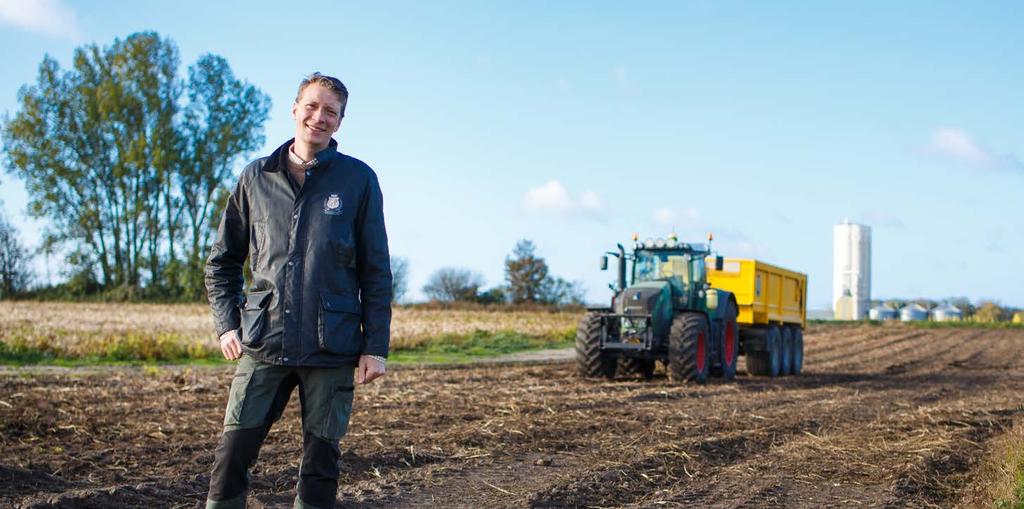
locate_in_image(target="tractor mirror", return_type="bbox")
[715,256,724,271]
[600,256,608,271]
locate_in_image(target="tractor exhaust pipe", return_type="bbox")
[616,243,627,290]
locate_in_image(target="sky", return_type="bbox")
[0,1,1022,308]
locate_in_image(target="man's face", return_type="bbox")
[292,83,344,149]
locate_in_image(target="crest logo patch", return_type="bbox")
[323,193,343,215]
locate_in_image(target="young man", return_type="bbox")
[204,73,392,509]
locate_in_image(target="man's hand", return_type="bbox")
[219,329,242,360]
[356,355,386,385]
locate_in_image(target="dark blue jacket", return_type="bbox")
[205,139,392,366]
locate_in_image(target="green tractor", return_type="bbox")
[576,234,739,384]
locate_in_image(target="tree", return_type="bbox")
[540,276,586,306]
[1,32,269,299]
[0,209,33,298]
[973,301,1006,323]
[390,256,409,303]
[505,239,548,304]
[423,267,483,302]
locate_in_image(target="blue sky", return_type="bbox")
[0,1,1021,307]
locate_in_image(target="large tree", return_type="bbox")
[1,32,269,298]
[504,239,548,304]
[423,267,483,302]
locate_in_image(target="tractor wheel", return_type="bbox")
[746,326,782,377]
[720,300,739,381]
[618,358,656,380]
[668,313,710,384]
[791,327,804,375]
[781,326,794,376]
[575,313,616,379]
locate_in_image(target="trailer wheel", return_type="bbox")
[669,313,710,384]
[619,358,656,380]
[781,326,794,376]
[746,326,781,377]
[720,300,739,380]
[791,327,804,375]
[576,313,617,379]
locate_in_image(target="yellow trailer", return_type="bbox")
[708,258,808,377]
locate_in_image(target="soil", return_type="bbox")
[2,323,1023,508]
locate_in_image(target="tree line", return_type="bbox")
[1,32,269,300]
[390,239,585,306]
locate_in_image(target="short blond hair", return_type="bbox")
[295,72,348,116]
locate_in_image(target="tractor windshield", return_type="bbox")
[633,250,692,285]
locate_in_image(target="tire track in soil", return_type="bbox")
[2,324,1024,508]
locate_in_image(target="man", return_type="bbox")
[204,72,392,509]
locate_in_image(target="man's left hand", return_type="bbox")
[356,355,386,385]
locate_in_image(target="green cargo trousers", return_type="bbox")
[206,355,356,509]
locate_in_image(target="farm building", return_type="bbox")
[931,305,963,322]
[900,304,929,322]
[869,306,899,321]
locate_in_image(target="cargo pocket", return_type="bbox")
[317,292,362,355]
[240,290,273,346]
[322,383,355,441]
[224,362,255,428]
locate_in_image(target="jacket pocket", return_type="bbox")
[318,292,362,355]
[240,290,273,346]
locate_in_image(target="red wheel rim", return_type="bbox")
[724,320,736,365]
[697,331,706,371]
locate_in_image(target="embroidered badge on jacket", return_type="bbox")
[323,193,343,215]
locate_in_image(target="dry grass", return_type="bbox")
[0,301,581,363]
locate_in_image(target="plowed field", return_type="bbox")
[2,323,1023,508]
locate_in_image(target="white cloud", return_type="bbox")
[0,0,81,40]
[522,180,606,220]
[928,127,1023,172]
[653,206,698,230]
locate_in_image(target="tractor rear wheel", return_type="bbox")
[746,325,782,377]
[669,313,710,384]
[720,300,739,381]
[791,327,804,375]
[781,326,794,376]
[576,313,616,379]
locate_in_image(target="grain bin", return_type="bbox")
[900,304,929,322]
[833,220,871,320]
[869,306,899,321]
[931,305,963,322]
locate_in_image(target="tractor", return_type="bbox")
[576,233,739,383]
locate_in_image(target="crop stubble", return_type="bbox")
[2,323,1023,508]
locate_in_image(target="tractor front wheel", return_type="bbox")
[576,313,616,379]
[669,313,710,384]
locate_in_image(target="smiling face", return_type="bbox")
[292,83,344,153]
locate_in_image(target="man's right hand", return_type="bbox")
[219,330,242,360]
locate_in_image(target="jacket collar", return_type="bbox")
[262,138,339,173]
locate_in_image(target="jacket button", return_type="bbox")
[285,309,291,314]
[288,261,294,266]
[292,213,298,219]
[283,357,289,362]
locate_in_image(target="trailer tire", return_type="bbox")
[791,327,804,375]
[746,326,782,377]
[576,313,616,379]
[720,299,739,380]
[669,313,710,384]
[781,326,794,376]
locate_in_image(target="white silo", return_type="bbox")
[833,220,871,320]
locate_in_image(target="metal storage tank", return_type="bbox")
[833,220,871,320]
[900,304,929,322]
[931,305,963,322]
[869,306,899,321]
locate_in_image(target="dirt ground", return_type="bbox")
[2,323,1023,508]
